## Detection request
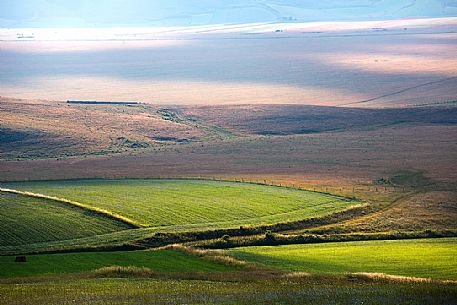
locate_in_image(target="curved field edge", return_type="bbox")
[0,188,141,228]
[3,178,455,256]
[0,193,133,247]
[0,179,363,229]
[0,204,371,255]
[226,238,457,281]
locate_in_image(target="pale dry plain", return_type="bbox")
[1,18,457,107]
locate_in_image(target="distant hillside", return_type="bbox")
[1,0,457,27]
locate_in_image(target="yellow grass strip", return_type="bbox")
[163,244,255,269]
[0,187,143,228]
[349,272,457,284]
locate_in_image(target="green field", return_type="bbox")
[2,178,455,304]
[228,238,457,280]
[0,193,130,247]
[1,277,456,305]
[1,179,359,229]
[0,249,235,278]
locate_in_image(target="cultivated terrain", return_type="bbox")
[1,17,457,304]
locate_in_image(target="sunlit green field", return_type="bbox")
[228,238,457,280]
[1,179,359,228]
[0,249,235,278]
[0,193,130,247]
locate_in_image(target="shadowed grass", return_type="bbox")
[0,249,238,278]
[0,192,132,247]
[0,188,140,227]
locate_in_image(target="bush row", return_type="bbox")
[132,204,371,248]
[190,229,457,249]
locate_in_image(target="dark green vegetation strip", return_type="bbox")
[1,277,456,305]
[191,229,457,249]
[228,238,457,280]
[1,179,361,229]
[415,100,457,107]
[0,193,131,247]
[0,249,235,278]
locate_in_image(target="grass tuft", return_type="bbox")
[281,272,312,279]
[348,272,434,283]
[94,266,155,278]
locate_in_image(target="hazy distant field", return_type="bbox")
[1,18,456,107]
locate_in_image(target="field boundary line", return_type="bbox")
[0,188,142,228]
[340,76,457,106]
